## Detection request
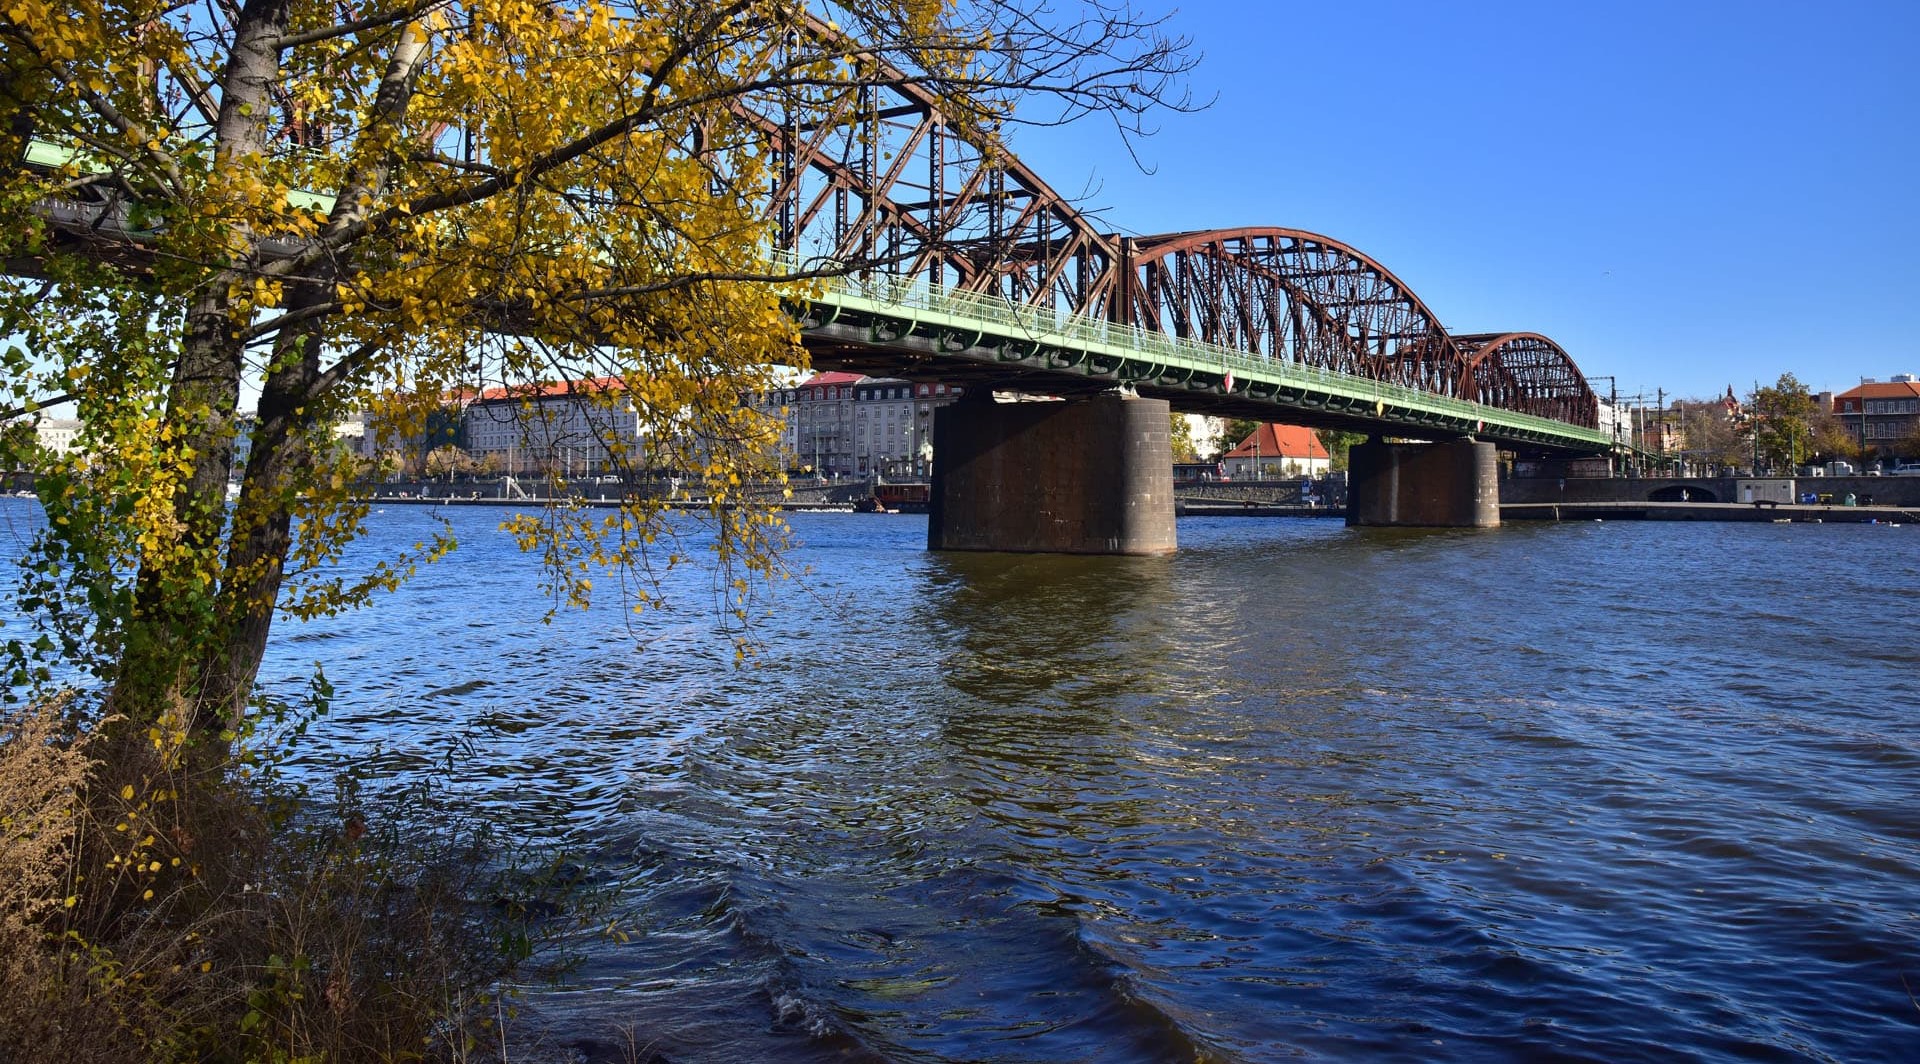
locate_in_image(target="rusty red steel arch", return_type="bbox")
[1087,226,1471,398]
[748,26,1120,315]
[739,25,1598,431]
[1452,332,1599,426]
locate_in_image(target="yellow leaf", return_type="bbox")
[120,784,134,800]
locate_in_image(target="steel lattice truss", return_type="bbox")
[19,9,1599,432]
[1453,333,1599,427]
[1103,228,1464,397]
[758,37,1598,430]
[752,69,1116,314]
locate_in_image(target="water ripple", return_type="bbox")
[250,511,1920,1062]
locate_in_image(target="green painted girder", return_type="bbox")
[23,137,338,214]
[799,270,1613,453]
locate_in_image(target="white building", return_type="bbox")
[462,378,644,476]
[758,372,964,477]
[1595,400,1628,450]
[34,417,82,454]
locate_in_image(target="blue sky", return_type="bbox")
[1002,0,1919,403]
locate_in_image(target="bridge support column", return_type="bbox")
[928,391,1176,555]
[1347,438,1500,528]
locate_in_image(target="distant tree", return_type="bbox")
[1314,429,1367,472]
[1810,411,1856,462]
[1669,397,1754,471]
[423,445,480,480]
[1169,413,1201,462]
[415,405,467,474]
[1218,418,1261,458]
[1748,373,1817,472]
[0,418,37,471]
[1896,422,1920,460]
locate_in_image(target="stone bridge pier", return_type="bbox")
[928,390,1177,555]
[1347,437,1500,528]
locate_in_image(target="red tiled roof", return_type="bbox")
[1833,380,1920,401]
[1223,423,1329,460]
[472,376,625,402]
[798,371,867,388]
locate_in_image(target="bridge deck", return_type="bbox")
[794,268,1611,454]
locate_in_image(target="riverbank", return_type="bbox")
[1503,500,1918,524]
[361,493,1920,525]
[365,494,858,512]
[1176,500,1342,518]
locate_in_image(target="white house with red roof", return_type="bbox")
[1221,423,1330,478]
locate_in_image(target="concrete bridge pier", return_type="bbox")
[1347,437,1500,528]
[928,390,1177,555]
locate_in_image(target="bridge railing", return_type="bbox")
[775,255,1609,446]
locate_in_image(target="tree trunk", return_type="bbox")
[107,0,290,741]
[203,297,330,724]
[194,6,435,732]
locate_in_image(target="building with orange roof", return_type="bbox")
[1221,424,1330,479]
[1831,375,1920,461]
[463,376,641,476]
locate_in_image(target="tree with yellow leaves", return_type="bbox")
[0,0,1190,748]
[2,2,1190,1053]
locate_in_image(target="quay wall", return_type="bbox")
[1501,474,1920,508]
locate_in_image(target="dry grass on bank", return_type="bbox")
[1,694,575,1063]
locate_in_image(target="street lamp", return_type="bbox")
[1859,385,1871,472]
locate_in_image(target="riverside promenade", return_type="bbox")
[352,474,1920,525]
[1503,500,1918,524]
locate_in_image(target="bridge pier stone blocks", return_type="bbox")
[928,391,1177,555]
[1347,438,1500,528]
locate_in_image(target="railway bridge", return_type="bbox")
[750,58,1611,551]
[13,13,1611,554]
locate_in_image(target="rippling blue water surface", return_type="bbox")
[180,506,1920,1059]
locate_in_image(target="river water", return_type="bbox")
[10,498,1918,1061]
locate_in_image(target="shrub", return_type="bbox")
[0,694,582,1062]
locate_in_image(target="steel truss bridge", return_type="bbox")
[756,62,1607,452]
[15,16,1609,455]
